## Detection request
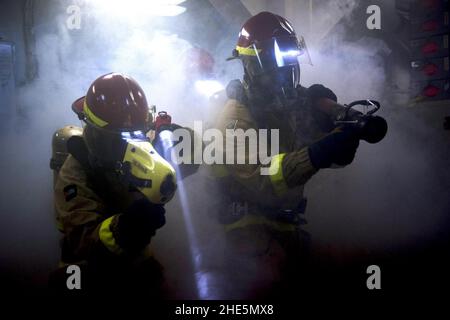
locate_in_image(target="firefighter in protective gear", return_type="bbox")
[51,73,177,294]
[207,12,361,298]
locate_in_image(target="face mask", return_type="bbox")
[116,139,177,204]
[84,125,177,204]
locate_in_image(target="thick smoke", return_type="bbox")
[2,0,450,296]
[1,0,203,296]
[294,1,450,258]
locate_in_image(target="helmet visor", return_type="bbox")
[243,35,310,77]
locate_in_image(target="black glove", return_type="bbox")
[308,128,360,169]
[307,84,338,103]
[115,198,166,252]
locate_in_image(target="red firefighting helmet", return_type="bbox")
[228,12,308,98]
[71,73,176,204]
[72,72,150,131]
[71,72,152,165]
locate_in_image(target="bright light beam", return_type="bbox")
[158,131,211,299]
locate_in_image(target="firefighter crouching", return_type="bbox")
[49,73,177,295]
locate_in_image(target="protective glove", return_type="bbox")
[115,198,166,252]
[308,127,360,169]
[307,84,338,103]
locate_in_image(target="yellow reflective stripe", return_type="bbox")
[99,215,123,255]
[83,100,108,127]
[268,153,288,196]
[224,214,296,233]
[236,46,261,57]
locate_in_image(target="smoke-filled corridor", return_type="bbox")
[1,0,449,303]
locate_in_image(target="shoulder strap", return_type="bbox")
[66,135,114,202]
[67,136,91,170]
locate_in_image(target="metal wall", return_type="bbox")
[0,41,15,115]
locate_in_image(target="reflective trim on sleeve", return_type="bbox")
[99,215,123,255]
[268,153,289,196]
[83,100,108,128]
